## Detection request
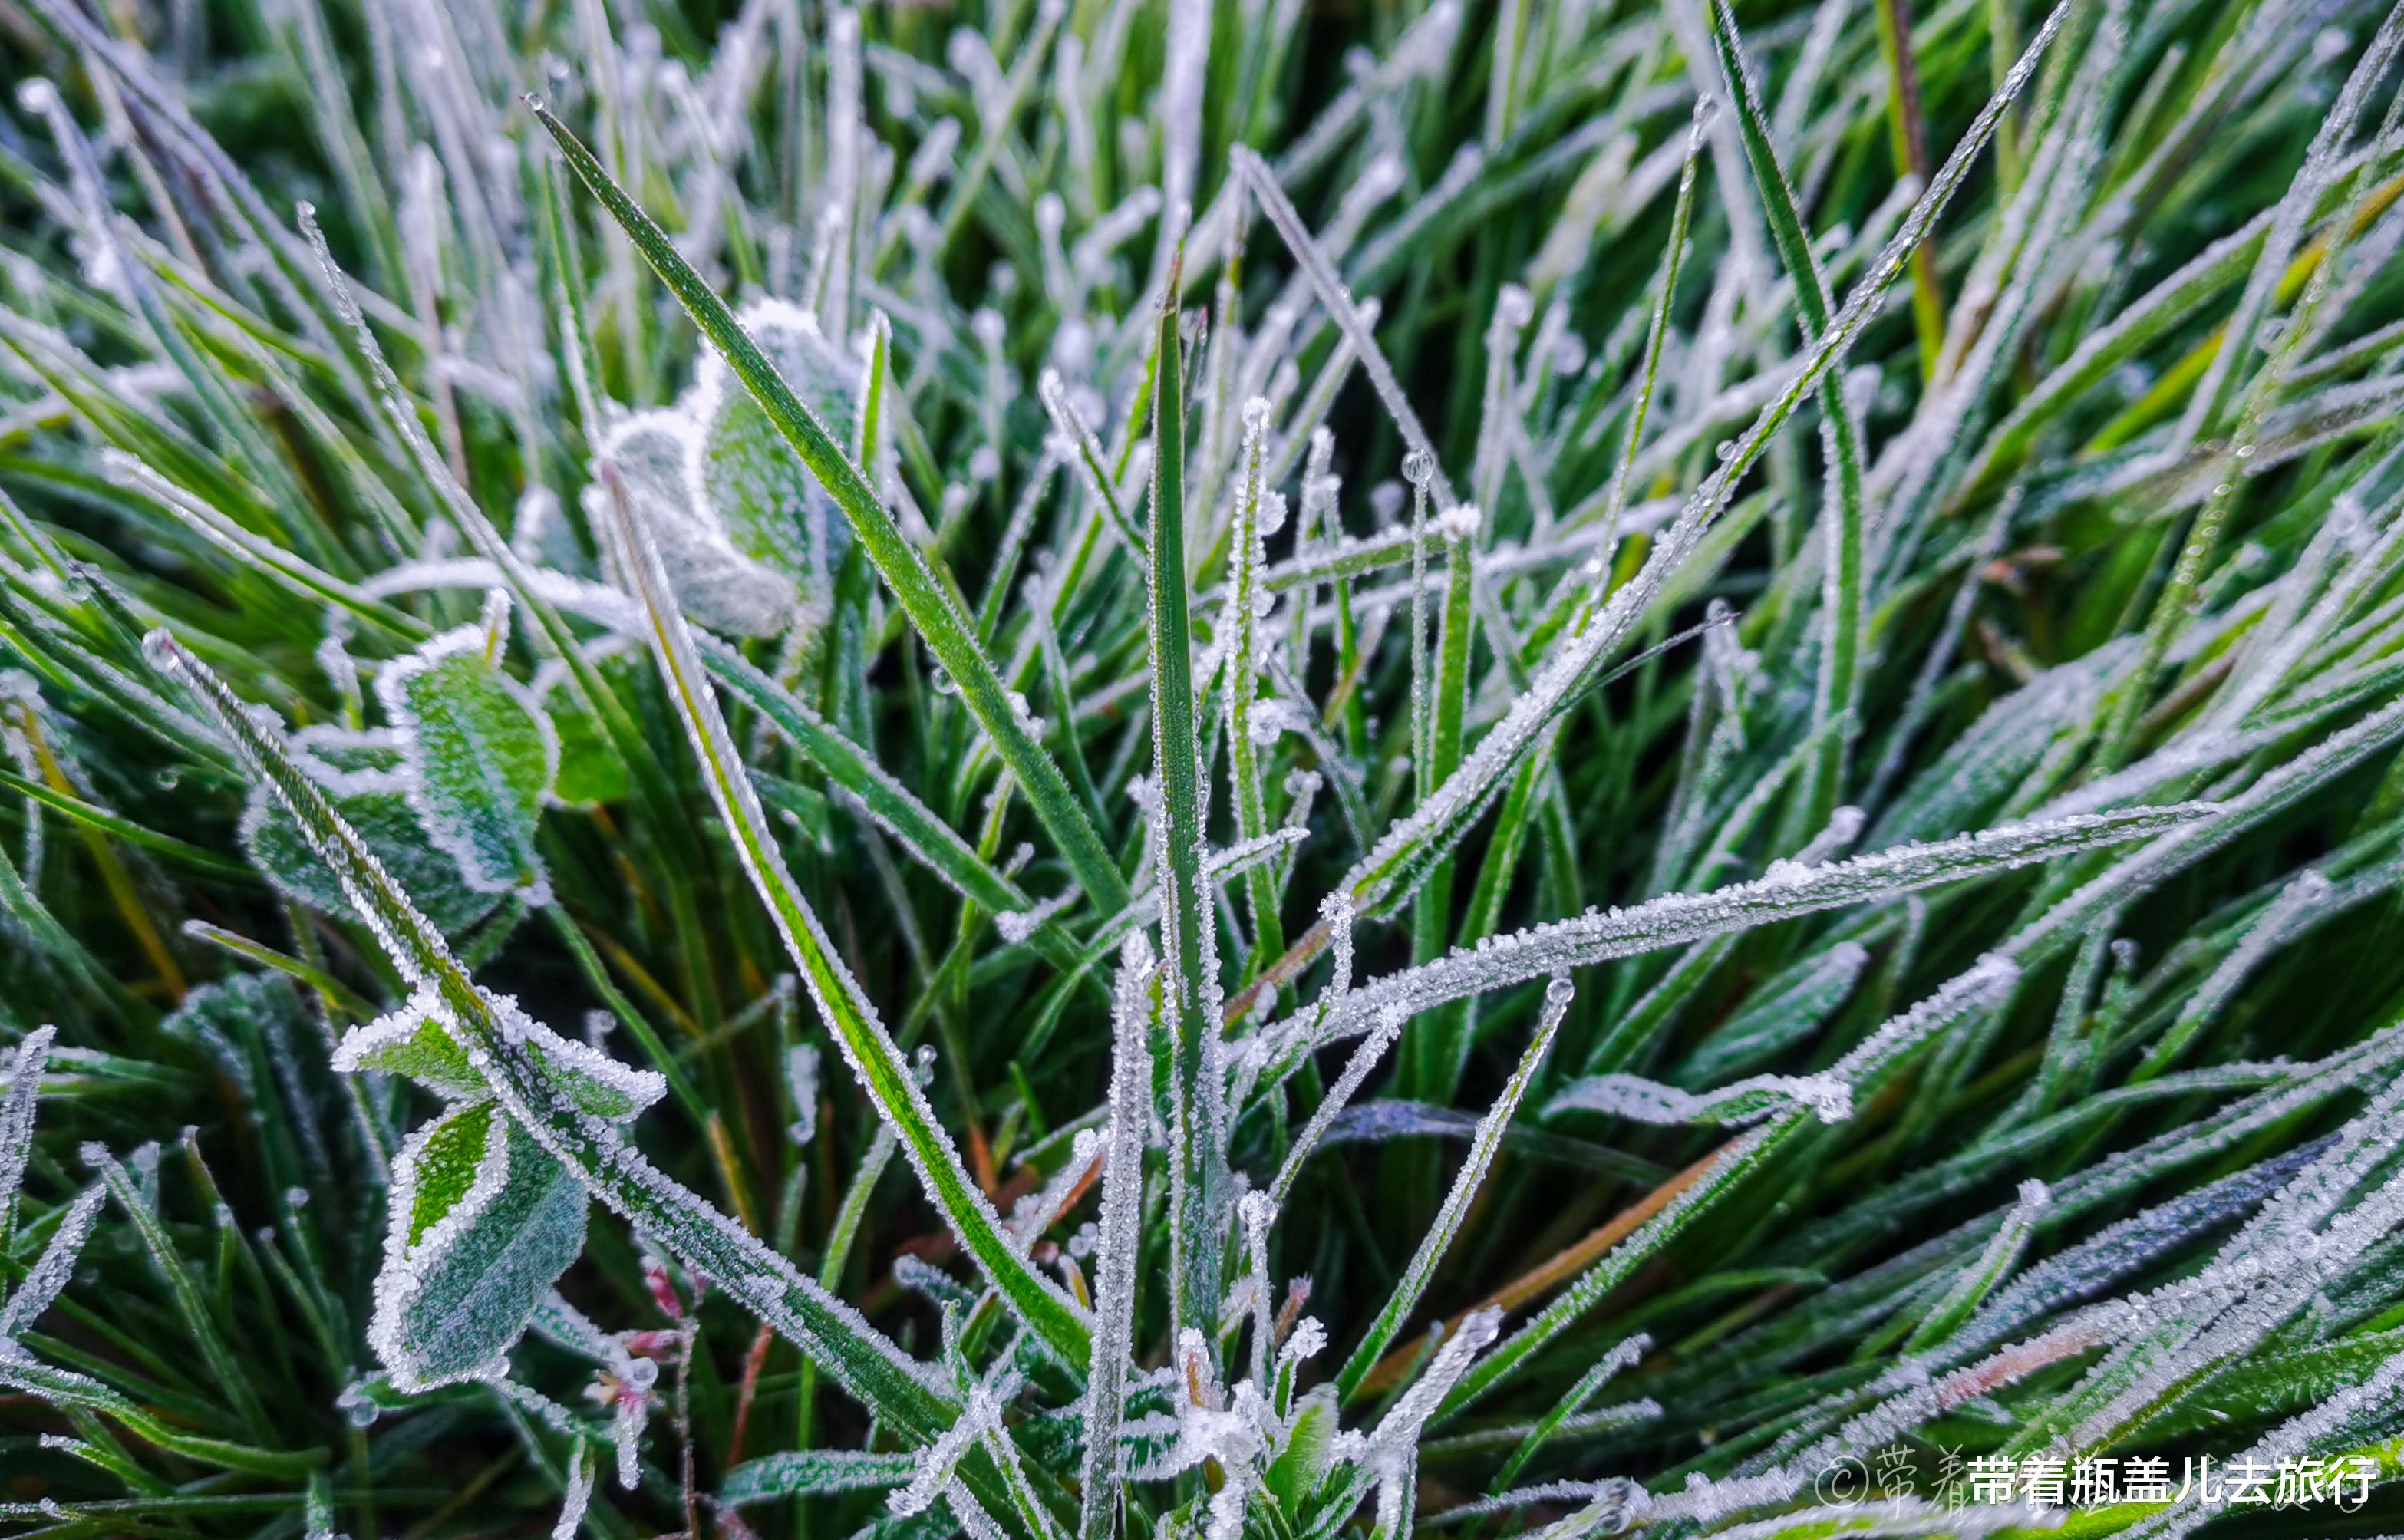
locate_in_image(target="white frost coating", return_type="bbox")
[1039,368,1146,554]
[0,1184,104,1349]
[147,632,952,1431]
[1471,282,1531,520]
[1268,1004,1406,1209]
[553,1443,596,1540]
[1803,1069,2404,1472]
[1210,828,1308,889]
[1314,808,2199,1052]
[1157,0,1209,263]
[356,559,642,633]
[687,297,859,612]
[1343,978,1575,1390]
[2205,492,2404,734]
[1433,501,1482,543]
[1072,187,1164,285]
[2126,1346,2404,1540]
[1905,1178,2051,1354]
[1491,1331,1654,1489]
[890,1382,1000,1515]
[1079,934,1154,1540]
[335,982,666,1122]
[1136,1334,1273,1513]
[1441,1480,1639,1522]
[2168,1,2404,458]
[1546,1070,1853,1127]
[1831,955,2024,1086]
[1320,10,2073,922]
[290,725,412,799]
[0,1025,54,1237]
[1239,1189,1275,1389]
[1372,1307,1502,1457]
[333,984,478,1096]
[1006,1126,1105,1242]
[786,1044,821,1146]
[819,8,863,335]
[99,449,385,619]
[2140,867,2333,1073]
[994,885,1078,945]
[367,1099,589,1390]
[1796,803,1866,866]
[1234,147,1460,512]
[1324,890,1356,1006]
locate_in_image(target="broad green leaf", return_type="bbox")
[541,660,633,807]
[370,1101,587,1390]
[721,1448,918,1506]
[406,1098,496,1247]
[602,407,793,638]
[332,984,665,1120]
[1268,1387,1340,1518]
[242,728,503,935]
[377,618,557,902]
[695,297,858,602]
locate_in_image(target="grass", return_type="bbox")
[4,0,2404,1537]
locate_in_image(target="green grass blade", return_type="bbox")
[1706,0,1870,832]
[592,466,1093,1370]
[1143,264,1228,1347]
[1225,401,1285,974]
[1337,975,1574,1402]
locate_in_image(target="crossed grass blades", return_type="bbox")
[4,0,2404,1535]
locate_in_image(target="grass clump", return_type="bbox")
[5,0,2404,1536]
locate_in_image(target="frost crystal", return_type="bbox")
[1547,1070,1853,1126]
